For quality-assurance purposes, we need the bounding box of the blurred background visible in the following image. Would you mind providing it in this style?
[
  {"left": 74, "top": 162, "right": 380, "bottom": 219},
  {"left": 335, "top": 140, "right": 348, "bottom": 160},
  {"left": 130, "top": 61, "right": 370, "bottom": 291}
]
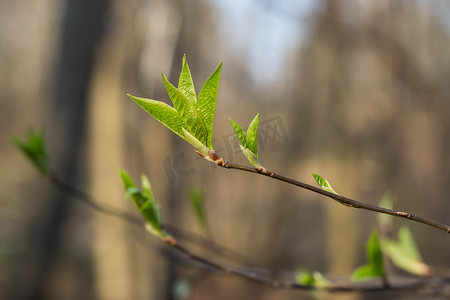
[{"left": 1, "top": 0, "right": 450, "bottom": 299}]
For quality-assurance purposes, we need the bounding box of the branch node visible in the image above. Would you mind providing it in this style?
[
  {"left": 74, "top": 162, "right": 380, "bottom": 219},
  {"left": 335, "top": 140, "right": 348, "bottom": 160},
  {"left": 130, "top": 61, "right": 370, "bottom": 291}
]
[
  {"left": 256, "top": 166, "right": 274, "bottom": 177},
  {"left": 208, "top": 150, "right": 229, "bottom": 168},
  {"left": 398, "top": 212, "right": 412, "bottom": 219}
]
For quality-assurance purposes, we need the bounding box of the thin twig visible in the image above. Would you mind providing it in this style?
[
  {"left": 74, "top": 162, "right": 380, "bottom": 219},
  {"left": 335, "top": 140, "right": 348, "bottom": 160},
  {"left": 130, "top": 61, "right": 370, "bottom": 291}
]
[{"left": 213, "top": 161, "right": 450, "bottom": 234}]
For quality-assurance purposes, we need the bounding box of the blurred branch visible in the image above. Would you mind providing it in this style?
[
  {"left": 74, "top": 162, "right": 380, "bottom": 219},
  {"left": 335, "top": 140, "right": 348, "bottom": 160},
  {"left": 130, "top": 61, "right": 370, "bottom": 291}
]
[{"left": 42, "top": 171, "right": 449, "bottom": 293}]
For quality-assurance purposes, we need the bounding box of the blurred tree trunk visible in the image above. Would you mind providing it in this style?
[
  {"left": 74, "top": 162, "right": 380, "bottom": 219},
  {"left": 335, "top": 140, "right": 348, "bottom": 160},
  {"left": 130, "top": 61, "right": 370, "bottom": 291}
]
[
  {"left": 6, "top": 0, "right": 109, "bottom": 299},
  {"left": 87, "top": 0, "right": 132, "bottom": 298}
]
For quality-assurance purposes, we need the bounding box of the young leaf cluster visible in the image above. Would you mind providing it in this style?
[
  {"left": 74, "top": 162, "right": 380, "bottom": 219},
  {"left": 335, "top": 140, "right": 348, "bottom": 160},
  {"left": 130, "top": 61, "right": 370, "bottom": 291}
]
[
  {"left": 119, "top": 168, "right": 163, "bottom": 236},
  {"left": 128, "top": 56, "right": 267, "bottom": 169},
  {"left": 128, "top": 55, "right": 222, "bottom": 162}
]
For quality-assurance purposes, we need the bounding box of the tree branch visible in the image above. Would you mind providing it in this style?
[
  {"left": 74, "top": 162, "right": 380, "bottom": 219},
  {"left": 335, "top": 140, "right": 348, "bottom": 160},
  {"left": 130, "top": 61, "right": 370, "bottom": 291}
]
[{"left": 212, "top": 161, "right": 450, "bottom": 234}]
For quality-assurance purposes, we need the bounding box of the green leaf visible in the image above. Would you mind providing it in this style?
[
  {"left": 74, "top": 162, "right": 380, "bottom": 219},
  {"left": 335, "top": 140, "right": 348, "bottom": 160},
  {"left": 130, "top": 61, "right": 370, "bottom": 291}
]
[
  {"left": 139, "top": 198, "right": 162, "bottom": 233},
  {"left": 125, "top": 187, "right": 141, "bottom": 201},
  {"left": 141, "top": 174, "right": 154, "bottom": 203},
  {"left": 311, "top": 173, "right": 339, "bottom": 195},
  {"left": 11, "top": 127, "right": 50, "bottom": 175},
  {"left": 366, "top": 230, "right": 384, "bottom": 272},
  {"left": 128, "top": 95, "right": 186, "bottom": 141},
  {"left": 246, "top": 113, "right": 259, "bottom": 156},
  {"left": 229, "top": 119, "right": 247, "bottom": 147},
  {"left": 196, "top": 61, "right": 222, "bottom": 149},
  {"left": 119, "top": 168, "right": 134, "bottom": 191},
  {"left": 351, "top": 264, "right": 379, "bottom": 281},
  {"left": 189, "top": 188, "right": 208, "bottom": 233},
  {"left": 120, "top": 169, "right": 146, "bottom": 207},
  {"left": 162, "top": 74, "right": 208, "bottom": 145},
  {"left": 295, "top": 270, "right": 329, "bottom": 288},
  {"left": 351, "top": 230, "right": 385, "bottom": 281},
  {"left": 178, "top": 54, "right": 197, "bottom": 105},
  {"left": 381, "top": 226, "right": 429, "bottom": 275},
  {"left": 182, "top": 128, "right": 212, "bottom": 161},
  {"left": 119, "top": 168, "right": 163, "bottom": 235},
  {"left": 242, "top": 147, "right": 261, "bottom": 169},
  {"left": 397, "top": 227, "right": 421, "bottom": 261},
  {"left": 229, "top": 115, "right": 261, "bottom": 169}
]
